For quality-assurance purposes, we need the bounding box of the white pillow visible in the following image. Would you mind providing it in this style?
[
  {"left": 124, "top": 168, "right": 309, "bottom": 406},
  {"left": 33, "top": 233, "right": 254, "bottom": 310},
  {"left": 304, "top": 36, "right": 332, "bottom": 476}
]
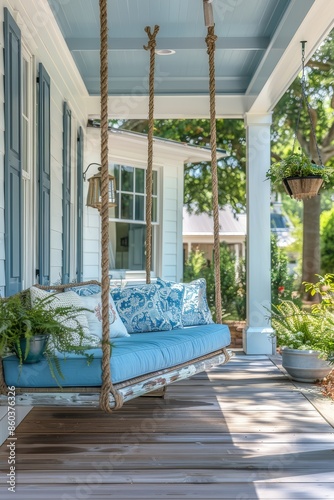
[
  {"left": 79, "top": 292, "right": 130, "bottom": 339},
  {"left": 29, "top": 286, "right": 100, "bottom": 348}
]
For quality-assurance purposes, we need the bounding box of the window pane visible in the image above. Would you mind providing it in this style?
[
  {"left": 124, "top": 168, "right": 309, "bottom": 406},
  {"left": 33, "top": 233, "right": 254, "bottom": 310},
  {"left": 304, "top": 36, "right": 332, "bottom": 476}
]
[
  {"left": 113, "top": 164, "right": 120, "bottom": 188},
  {"left": 121, "top": 194, "right": 133, "bottom": 219},
  {"left": 109, "top": 204, "right": 117, "bottom": 219},
  {"left": 135, "top": 168, "right": 145, "bottom": 193},
  {"left": 152, "top": 197, "right": 157, "bottom": 222},
  {"left": 152, "top": 170, "right": 157, "bottom": 195},
  {"left": 135, "top": 195, "right": 145, "bottom": 221},
  {"left": 109, "top": 222, "right": 153, "bottom": 271},
  {"left": 121, "top": 166, "right": 134, "bottom": 192}
]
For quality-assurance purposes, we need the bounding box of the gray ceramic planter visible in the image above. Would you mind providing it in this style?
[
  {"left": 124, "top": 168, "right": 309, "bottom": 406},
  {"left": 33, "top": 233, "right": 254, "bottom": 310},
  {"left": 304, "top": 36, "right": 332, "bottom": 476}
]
[
  {"left": 16, "top": 334, "right": 48, "bottom": 364},
  {"left": 282, "top": 348, "right": 332, "bottom": 383}
]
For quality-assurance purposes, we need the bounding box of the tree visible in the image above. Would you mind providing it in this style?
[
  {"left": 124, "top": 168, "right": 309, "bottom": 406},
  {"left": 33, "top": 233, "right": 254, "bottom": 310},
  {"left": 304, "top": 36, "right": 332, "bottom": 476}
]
[{"left": 272, "top": 33, "right": 334, "bottom": 293}]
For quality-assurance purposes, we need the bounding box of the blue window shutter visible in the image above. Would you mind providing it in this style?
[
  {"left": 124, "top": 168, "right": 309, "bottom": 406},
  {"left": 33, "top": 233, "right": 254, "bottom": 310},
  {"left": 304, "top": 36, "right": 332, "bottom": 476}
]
[
  {"left": 62, "top": 102, "right": 71, "bottom": 284},
  {"left": 77, "top": 127, "right": 84, "bottom": 283},
  {"left": 38, "top": 63, "right": 51, "bottom": 285},
  {"left": 4, "top": 8, "right": 23, "bottom": 296}
]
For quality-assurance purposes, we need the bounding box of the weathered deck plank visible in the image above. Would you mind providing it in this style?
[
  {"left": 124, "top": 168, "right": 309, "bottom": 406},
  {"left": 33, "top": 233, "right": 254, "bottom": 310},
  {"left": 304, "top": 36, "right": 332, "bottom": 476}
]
[
  {"left": 0, "top": 354, "right": 333, "bottom": 500},
  {"left": 3, "top": 483, "right": 334, "bottom": 499}
]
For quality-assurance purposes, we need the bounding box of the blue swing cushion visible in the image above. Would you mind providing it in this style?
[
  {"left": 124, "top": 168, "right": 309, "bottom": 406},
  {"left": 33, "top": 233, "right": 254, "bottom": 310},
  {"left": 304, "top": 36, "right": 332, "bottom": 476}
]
[{"left": 2, "top": 279, "right": 231, "bottom": 389}]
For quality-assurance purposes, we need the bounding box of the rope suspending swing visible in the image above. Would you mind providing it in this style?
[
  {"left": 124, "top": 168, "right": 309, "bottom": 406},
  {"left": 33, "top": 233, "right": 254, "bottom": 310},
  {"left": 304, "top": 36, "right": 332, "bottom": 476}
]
[
  {"left": 205, "top": 25, "right": 222, "bottom": 324},
  {"left": 99, "top": 0, "right": 123, "bottom": 412},
  {"left": 143, "top": 23, "right": 223, "bottom": 321},
  {"left": 93, "top": 16, "right": 161, "bottom": 410},
  {"left": 144, "top": 25, "right": 160, "bottom": 284}
]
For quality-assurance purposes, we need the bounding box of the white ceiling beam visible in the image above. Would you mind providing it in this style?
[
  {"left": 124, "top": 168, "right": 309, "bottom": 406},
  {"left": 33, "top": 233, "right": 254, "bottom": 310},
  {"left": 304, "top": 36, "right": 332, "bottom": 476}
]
[
  {"left": 84, "top": 76, "right": 249, "bottom": 83},
  {"left": 85, "top": 95, "right": 257, "bottom": 119}
]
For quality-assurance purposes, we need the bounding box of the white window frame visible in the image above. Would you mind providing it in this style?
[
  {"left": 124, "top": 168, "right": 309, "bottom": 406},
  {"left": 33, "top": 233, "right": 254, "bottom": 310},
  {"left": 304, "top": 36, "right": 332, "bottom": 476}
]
[{"left": 109, "top": 162, "right": 160, "bottom": 279}]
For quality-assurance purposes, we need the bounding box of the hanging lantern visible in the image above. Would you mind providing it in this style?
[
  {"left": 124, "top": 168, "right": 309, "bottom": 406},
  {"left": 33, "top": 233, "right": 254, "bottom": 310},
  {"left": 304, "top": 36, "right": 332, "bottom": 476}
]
[{"left": 84, "top": 163, "right": 117, "bottom": 211}]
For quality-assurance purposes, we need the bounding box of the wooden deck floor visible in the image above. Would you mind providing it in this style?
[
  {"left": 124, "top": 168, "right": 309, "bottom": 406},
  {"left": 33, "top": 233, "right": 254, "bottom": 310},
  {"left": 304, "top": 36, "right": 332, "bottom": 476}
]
[{"left": 1, "top": 354, "right": 334, "bottom": 499}]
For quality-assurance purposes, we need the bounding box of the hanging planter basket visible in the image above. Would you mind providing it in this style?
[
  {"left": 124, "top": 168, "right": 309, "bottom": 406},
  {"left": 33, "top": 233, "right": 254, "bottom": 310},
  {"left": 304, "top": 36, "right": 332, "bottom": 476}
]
[
  {"left": 267, "top": 41, "right": 331, "bottom": 201},
  {"left": 283, "top": 175, "right": 323, "bottom": 200}
]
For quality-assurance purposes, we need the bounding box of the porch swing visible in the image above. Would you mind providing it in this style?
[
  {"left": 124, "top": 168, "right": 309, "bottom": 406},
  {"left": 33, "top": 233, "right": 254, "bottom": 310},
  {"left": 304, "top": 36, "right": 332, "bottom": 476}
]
[{"left": 0, "top": 0, "right": 231, "bottom": 412}]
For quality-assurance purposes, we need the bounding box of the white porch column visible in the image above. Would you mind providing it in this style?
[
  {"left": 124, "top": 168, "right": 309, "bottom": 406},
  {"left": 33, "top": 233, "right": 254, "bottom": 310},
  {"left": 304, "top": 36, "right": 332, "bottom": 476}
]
[{"left": 243, "top": 113, "right": 274, "bottom": 354}]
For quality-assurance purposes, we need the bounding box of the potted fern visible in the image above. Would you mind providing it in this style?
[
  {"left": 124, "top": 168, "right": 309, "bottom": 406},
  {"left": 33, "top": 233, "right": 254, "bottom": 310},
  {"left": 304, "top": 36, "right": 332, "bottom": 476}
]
[
  {"left": 269, "top": 274, "right": 334, "bottom": 382},
  {"left": 266, "top": 152, "right": 333, "bottom": 200},
  {"left": 0, "top": 289, "right": 99, "bottom": 385}
]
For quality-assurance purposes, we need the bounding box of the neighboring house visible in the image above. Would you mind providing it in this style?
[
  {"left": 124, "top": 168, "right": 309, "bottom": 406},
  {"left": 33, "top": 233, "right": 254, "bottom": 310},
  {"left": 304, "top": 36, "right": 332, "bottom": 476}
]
[
  {"left": 182, "top": 206, "right": 246, "bottom": 268},
  {"left": 183, "top": 208, "right": 294, "bottom": 272},
  {"left": 85, "top": 127, "right": 219, "bottom": 284},
  {"left": 271, "top": 211, "right": 295, "bottom": 248}
]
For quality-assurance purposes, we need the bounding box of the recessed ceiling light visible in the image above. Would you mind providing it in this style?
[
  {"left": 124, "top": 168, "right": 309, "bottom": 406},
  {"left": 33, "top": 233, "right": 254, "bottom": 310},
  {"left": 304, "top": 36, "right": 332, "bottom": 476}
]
[{"left": 155, "top": 49, "right": 176, "bottom": 56}]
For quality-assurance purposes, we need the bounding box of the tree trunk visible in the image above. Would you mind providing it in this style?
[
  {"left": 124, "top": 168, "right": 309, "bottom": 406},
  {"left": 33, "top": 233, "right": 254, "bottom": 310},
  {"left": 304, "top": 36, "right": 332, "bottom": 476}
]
[{"left": 302, "top": 196, "right": 321, "bottom": 300}]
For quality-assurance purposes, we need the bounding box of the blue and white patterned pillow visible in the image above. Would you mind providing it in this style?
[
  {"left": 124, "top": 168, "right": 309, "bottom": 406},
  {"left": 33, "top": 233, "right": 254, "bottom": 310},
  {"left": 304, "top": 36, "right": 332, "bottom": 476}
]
[
  {"left": 111, "top": 284, "right": 172, "bottom": 333},
  {"left": 68, "top": 284, "right": 101, "bottom": 296},
  {"left": 181, "top": 278, "right": 213, "bottom": 327},
  {"left": 156, "top": 278, "right": 184, "bottom": 329}
]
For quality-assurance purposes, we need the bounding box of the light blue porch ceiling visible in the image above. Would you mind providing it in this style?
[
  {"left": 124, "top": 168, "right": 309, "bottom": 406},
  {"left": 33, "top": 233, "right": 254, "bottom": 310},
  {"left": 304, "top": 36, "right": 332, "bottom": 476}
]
[{"left": 48, "top": 0, "right": 313, "bottom": 97}]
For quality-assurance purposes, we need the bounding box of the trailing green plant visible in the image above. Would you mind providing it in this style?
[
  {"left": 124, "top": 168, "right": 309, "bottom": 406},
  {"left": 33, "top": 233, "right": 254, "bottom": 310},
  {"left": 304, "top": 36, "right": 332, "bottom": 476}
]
[
  {"left": 266, "top": 152, "right": 333, "bottom": 190},
  {"left": 0, "top": 290, "right": 102, "bottom": 385}
]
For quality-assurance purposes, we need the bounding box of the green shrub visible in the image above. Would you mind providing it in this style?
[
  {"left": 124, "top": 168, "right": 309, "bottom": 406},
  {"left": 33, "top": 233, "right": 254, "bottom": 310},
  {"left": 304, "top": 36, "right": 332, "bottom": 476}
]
[
  {"left": 183, "top": 245, "right": 241, "bottom": 321},
  {"left": 183, "top": 249, "right": 207, "bottom": 282},
  {"left": 183, "top": 235, "right": 296, "bottom": 321},
  {"left": 205, "top": 244, "right": 240, "bottom": 320},
  {"left": 271, "top": 234, "right": 295, "bottom": 305}
]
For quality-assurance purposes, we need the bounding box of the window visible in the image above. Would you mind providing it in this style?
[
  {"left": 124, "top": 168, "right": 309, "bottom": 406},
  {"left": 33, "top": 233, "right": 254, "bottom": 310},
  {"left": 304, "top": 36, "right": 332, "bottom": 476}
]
[{"left": 109, "top": 164, "right": 158, "bottom": 273}]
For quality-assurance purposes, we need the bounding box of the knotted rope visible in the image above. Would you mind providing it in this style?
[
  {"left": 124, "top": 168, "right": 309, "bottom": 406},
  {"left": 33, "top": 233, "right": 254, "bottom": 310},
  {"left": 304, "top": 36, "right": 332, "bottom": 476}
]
[
  {"left": 205, "top": 26, "right": 222, "bottom": 324},
  {"left": 99, "top": 0, "right": 123, "bottom": 412},
  {"left": 144, "top": 25, "right": 160, "bottom": 284}
]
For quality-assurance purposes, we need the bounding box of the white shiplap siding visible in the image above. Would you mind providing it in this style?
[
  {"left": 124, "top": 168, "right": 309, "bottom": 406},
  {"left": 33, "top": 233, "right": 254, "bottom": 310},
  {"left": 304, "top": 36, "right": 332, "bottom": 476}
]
[
  {"left": 160, "top": 162, "right": 184, "bottom": 281},
  {"left": 83, "top": 209, "right": 101, "bottom": 281}
]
